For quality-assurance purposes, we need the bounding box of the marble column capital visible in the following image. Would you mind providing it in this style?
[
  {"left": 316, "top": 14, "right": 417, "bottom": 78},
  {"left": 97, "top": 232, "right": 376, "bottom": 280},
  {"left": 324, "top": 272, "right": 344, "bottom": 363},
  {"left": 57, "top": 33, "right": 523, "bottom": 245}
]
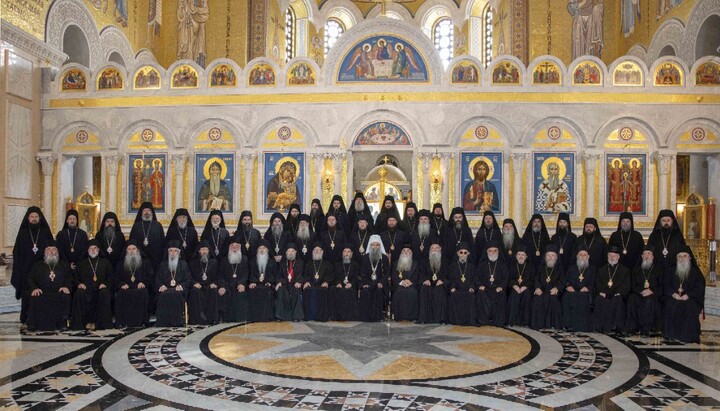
[
  {"left": 36, "top": 152, "right": 57, "bottom": 176},
  {"left": 102, "top": 153, "right": 122, "bottom": 176},
  {"left": 509, "top": 152, "right": 530, "bottom": 173},
  {"left": 172, "top": 154, "right": 188, "bottom": 174},
  {"left": 419, "top": 153, "right": 435, "bottom": 173},
  {"left": 654, "top": 152, "right": 675, "bottom": 175},
  {"left": 241, "top": 153, "right": 257, "bottom": 171},
  {"left": 582, "top": 151, "right": 603, "bottom": 171}
]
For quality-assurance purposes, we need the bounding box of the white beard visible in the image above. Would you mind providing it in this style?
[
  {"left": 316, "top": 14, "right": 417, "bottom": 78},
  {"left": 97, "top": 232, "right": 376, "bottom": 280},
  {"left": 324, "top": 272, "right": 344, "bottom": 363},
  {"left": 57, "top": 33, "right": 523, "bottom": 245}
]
[
  {"left": 271, "top": 225, "right": 283, "bottom": 237},
  {"left": 256, "top": 252, "right": 268, "bottom": 273},
  {"left": 142, "top": 214, "right": 152, "bottom": 222},
  {"left": 168, "top": 256, "right": 179, "bottom": 273},
  {"left": 88, "top": 250, "right": 99, "bottom": 259},
  {"left": 178, "top": 221, "right": 187, "bottom": 229},
  {"left": 546, "top": 260, "right": 556, "bottom": 269},
  {"left": 211, "top": 222, "right": 220, "bottom": 229},
  {"left": 532, "top": 226, "right": 541, "bottom": 234},
  {"left": 228, "top": 250, "right": 243, "bottom": 265},
  {"left": 396, "top": 254, "right": 412, "bottom": 272},
  {"left": 641, "top": 259, "right": 653, "bottom": 270},
  {"left": 488, "top": 254, "right": 498, "bottom": 262},
  {"left": 369, "top": 248, "right": 382, "bottom": 263},
  {"left": 429, "top": 251, "right": 442, "bottom": 272},
  {"left": 547, "top": 175, "right": 560, "bottom": 191},
  {"left": 676, "top": 260, "right": 691, "bottom": 281},
  {"left": 296, "top": 226, "right": 311, "bottom": 241},
  {"left": 342, "top": 256, "right": 352, "bottom": 264},
  {"left": 124, "top": 253, "right": 141, "bottom": 271},
  {"left": 355, "top": 202, "right": 364, "bottom": 212},
  {"left": 503, "top": 231, "right": 515, "bottom": 248},
  {"left": 313, "top": 252, "right": 324, "bottom": 261},
  {"left": 577, "top": 258, "right": 589, "bottom": 271},
  {"left": 417, "top": 222, "right": 430, "bottom": 238},
  {"left": 44, "top": 254, "right": 59, "bottom": 266}
]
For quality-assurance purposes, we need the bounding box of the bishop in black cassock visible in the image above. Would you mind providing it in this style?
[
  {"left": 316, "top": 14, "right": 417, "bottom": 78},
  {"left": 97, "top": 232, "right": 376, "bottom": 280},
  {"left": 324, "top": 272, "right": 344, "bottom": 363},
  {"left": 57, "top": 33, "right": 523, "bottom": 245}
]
[
  {"left": 626, "top": 246, "right": 663, "bottom": 335},
  {"left": 129, "top": 203, "right": 165, "bottom": 273},
  {"left": 609, "top": 212, "right": 645, "bottom": 270},
  {"left": 391, "top": 243, "right": 420, "bottom": 322},
  {"left": 594, "top": 246, "right": 631, "bottom": 333},
  {"left": 531, "top": 244, "right": 564, "bottom": 330},
  {"left": 188, "top": 240, "right": 223, "bottom": 325},
  {"left": 71, "top": 239, "right": 113, "bottom": 330},
  {"left": 476, "top": 241, "right": 508, "bottom": 326},
  {"left": 550, "top": 212, "right": 577, "bottom": 270},
  {"left": 165, "top": 209, "right": 199, "bottom": 262},
  {"left": 448, "top": 242, "right": 477, "bottom": 325},
  {"left": 507, "top": 245, "right": 535, "bottom": 327},
  {"left": 275, "top": 242, "right": 305, "bottom": 321},
  {"left": 234, "top": 211, "right": 262, "bottom": 258},
  {"left": 358, "top": 235, "right": 390, "bottom": 322},
  {"left": 200, "top": 210, "right": 230, "bottom": 259},
  {"left": 95, "top": 212, "right": 126, "bottom": 270},
  {"left": 474, "top": 211, "right": 501, "bottom": 265},
  {"left": 522, "top": 214, "right": 550, "bottom": 270},
  {"left": 220, "top": 237, "right": 250, "bottom": 322},
  {"left": 155, "top": 241, "right": 192, "bottom": 327},
  {"left": 562, "top": 245, "right": 596, "bottom": 332},
  {"left": 573, "top": 218, "right": 608, "bottom": 269},
  {"left": 114, "top": 240, "right": 152, "bottom": 327},
  {"left": 663, "top": 246, "right": 705, "bottom": 343},
  {"left": 418, "top": 239, "right": 448, "bottom": 324},
  {"left": 26, "top": 241, "right": 71, "bottom": 332},
  {"left": 248, "top": 240, "right": 278, "bottom": 322},
  {"left": 331, "top": 243, "right": 360, "bottom": 321},
  {"left": 56, "top": 209, "right": 88, "bottom": 277}
]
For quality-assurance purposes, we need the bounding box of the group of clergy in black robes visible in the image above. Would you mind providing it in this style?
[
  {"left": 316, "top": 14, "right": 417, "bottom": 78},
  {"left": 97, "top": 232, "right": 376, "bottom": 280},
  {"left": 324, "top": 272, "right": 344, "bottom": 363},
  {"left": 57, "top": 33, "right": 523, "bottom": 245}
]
[{"left": 9, "top": 194, "right": 704, "bottom": 343}]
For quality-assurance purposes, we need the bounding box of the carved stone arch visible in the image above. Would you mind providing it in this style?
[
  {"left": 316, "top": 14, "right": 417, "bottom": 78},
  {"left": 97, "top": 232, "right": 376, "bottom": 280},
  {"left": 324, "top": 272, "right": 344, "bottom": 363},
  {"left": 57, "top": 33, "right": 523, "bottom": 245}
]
[
  {"left": 459, "top": 0, "right": 498, "bottom": 19},
  {"left": 522, "top": 117, "right": 588, "bottom": 148},
  {"left": 118, "top": 120, "right": 179, "bottom": 153},
  {"left": 366, "top": 4, "right": 414, "bottom": 20},
  {"left": 525, "top": 55, "right": 568, "bottom": 85},
  {"left": 679, "top": 0, "right": 720, "bottom": 66},
  {"left": 167, "top": 59, "right": 206, "bottom": 90},
  {"left": 567, "top": 55, "right": 608, "bottom": 87},
  {"left": 649, "top": 56, "right": 690, "bottom": 87},
  {"left": 276, "top": 0, "right": 319, "bottom": 26},
  {"left": 128, "top": 61, "right": 168, "bottom": 90},
  {"left": 99, "top": 26, "right": 135, "bottom": 67},
  {"left": 205, "top": 58, "right": 244, "bottom": 89},
  {"left": 246, "top": 57, "right": 284, "bottom": 86},
  {"left": 92, "top": 62, "right": 128, "bottom": 92},
  {"left": 50, "top": 121, "right": 108, "bottom": 154},
  {"left": 444, "top": 55, "right": 483, "bottom": 86},
  {"left": 627, "top": 44, "right": 648, "bottom": 61},
  {"left": 415, "top": 0, "right": 462, "bottom": 33},
  {"left": 183, "top": 118, "right": 247, "bottom": 148},
  {"left": 135, "top": 49, "right": 158, "bottom": 64},
  {"left": 690, "top": 56, "right": 720, "bottom": 85},
  {"left": 666, "top": 118, "right": 720, "bottom": 149},
  {"left": 283, "top": 56, "right": 323, "bottom": 86},
  {"left": 449, "top": 115, "right": 516, "bottom": 147},
  {"left": 484, "top": 54, "right": 527, "bottom": 85},
  {"left": 342, "top": 109, "right": 425, "bottom": 149},
  {"left": 318, "top": 0, "right": 363, "bottom": 28},
  {"left": 592, "top": 116, "right": 661, "bottom": 150},
  {"left": 322, "top": 18, "right": 444, "bottom": 85},
  {"left": 251, "top": 117, "right": 318, "bottom": 148},
  {"left": 607, "top": 55, "right": 649, "bottom": 87},
  {"left": 646, "top": 18, "right": 686, "bottom": 67},
  {"left": 46, "top": 0, "right": 104, "bottom": 70}
]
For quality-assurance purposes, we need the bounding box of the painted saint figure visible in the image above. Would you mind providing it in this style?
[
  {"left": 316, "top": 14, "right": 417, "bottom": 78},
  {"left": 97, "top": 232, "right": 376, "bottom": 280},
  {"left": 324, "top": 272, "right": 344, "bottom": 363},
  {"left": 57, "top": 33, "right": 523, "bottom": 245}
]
[
  {"left": 198, "top": 161, "right": 232, "bottom": 211},
  {"left": 150, "top": 159, "right": 164, "bottom": 210},
  {"left": 266, "top": 161, "right": 300, "bottom": 212},
  {"left": 177, "top": 0, "right": 209, "bottom": 68},
  {"left": 462, "top": 160, "right": 499, "bottom": 213},
  {"left": 535, "top": 161, "right": 571, "bottom": 213}
]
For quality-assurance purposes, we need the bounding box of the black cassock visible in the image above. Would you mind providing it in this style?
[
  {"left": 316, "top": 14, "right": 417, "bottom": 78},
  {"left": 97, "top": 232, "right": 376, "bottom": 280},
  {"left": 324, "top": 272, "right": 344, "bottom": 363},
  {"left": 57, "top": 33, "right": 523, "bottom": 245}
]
[
  {"left": 663, "top": 266, "right": 705, "bottom": 343},
  {"left": 531, "top": 264, "right": 564, "bottom": 330},
  {"left": 350, "top": 230, "right": 372, "bottom": 264},
  {"left": 56, "top": 227, "right": 88, "bottom": 275},
  {"left": 219, "top": 258, "right": 250, "bottom": 322},
  {"left": 410, "top": 232, "right": 436, "bottom": 262},
  {"left": 648, "top": 228, "right": 686, "bottom": 270},
  {"left": 234, "top": 226, "right": 262, "bottom": 259},
  {"left": 155, "top": 260, "right": 192, "bottom": 327},
  {"left": 331, "top": 261, "right": 359, "bottom": 321},
  {"left": 593, "top": 263, "right": 631, "bottom": 332},
  {"left": 12, "top": 224, "right": 53, "bottom": 323},
  {"left": 188, "top": 258, "right": 222, "bottom": 325},
  {"left": 166, "top": 226, "right": 199, "bottom": 262},
  {"left": 626, "top": 264, "right": 663, "bottom": 334},
  {"left": 477, "top": 259, "right": 508, "bottom": 326},
  {"left": 443, "top": 227, "right": 474, "bottom": 265},
  {"left": 129, "top": 220, "right": 165, "bottom": 271},
  {"left": 358, "top": 255, "right": 390, "bottom": 322},
  {"left": 522, "top": 232, "right": 550, "bottom": 270},
  {"left": 474, "top": 226, "right": 501, "bottom": 265},
  {"left": 418, "top": 261, "right": 448, "bottom": 324},
  {"left": 562, "top": 264, "right": 596, "bottom": 332},
  {"left": 26, "top": 261, "right": 71, "bottom": 331},
  {"left": 71, "top": 257, "right": 113, "bottom": 330},
  {"left": 302, "top": 259, "right": 334, "bottom": 321},
  {"left": 448, "top": 261, "right": 477, "bottom": 325},
  {"left": 609, "top": 230, "right": 645, "bottom": 271},
  {"left": 550, "top": 232, "right": 577, "bottom": 271},
  {"left": 573, "top": 234, "right": 608, "bottom": 269},
  {"left": 320, "top": 229, "right": 345, "bottom": 263},
  {"left": 295, "top": 232, "right": 318, "bottom": 263},
  {"left": 507, "top": 261, "right": 535, "bottom": 327},
  {"left": 95, "top": 223, "right": 126, "bottom": 270},
  {"left": 115, "top": 259, "right": 152, "bottom": 327},
  {"left": 264, "top": 229, "right": 293, "bottom": 261},
  {"left": 391, "top": 261, "right": 420, "bottom": 321},
  {"left": 381, "top": 229, "right": 407, "bottom": 265},
  {"left": 201, "top": 227, "right": 230, "bottom": 259},
  {"left": 248, "top": 259, "right": 278, "bottom": 322},
  {"left": 275, "top": 258, "right": 304, "bottom": 321}
]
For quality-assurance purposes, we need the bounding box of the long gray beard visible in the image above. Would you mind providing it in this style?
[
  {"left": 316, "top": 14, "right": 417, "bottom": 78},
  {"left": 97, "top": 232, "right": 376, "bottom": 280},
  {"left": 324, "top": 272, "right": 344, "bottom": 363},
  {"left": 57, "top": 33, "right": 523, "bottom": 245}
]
[
  {"left": 313, "top": 252, "right": 324, "bottom": 261},
  {"left": 200, "top": 254, "right": 209, "bottom": 264},
  {"left": 676, "top": 260, "right": 691, "bottom": 281},
  {"left": 124, "top": 253, "right": 141, "bottom": 271},
  {"left": 369, "top": 248, "right": 382, "bottom": 263},
  {"left": 342, "top": 256, "right": 352, "bottom": 264},
  {"left": 44, "top": 255, "right": 59, "bottom": 266},
  {"left": 622, "top": 226, "right": 631, "bottom": 233},
  {"left": 547, "top": 175, "right": 560, "bottom": 191},
  {"left": 532, "top": 226, "right": 541, "bottom": 234},
  {"left": 546, "top": 260, "right": 556, "bottom": 269},
  {"left": 210, "top": 175, "right": 221, "bottom": 196},
  {"left": 641, "top": 259, "right": 653, "bottom": 270},
  {"left": 503, "top": 231, "right": 515, "bottom": 248},
  {"left": 228, "top": 250, "right": 243, "bottom": 265},
  {"left": 488, "top": 254, "right": 498, "bottom": 262},
  {"left": 577, "top": 258, "right": 589, "bottom": 271},
  {"left": 429, "top": 252, "right": 442, "bottom": 272},
  {"left": 104, "top": 226, "right": 115, "bottom": 242},
  {"left": 396, "top": 254, "right": 412, "bottom": 272},
  {"left": 310, "top": 209, "right": 319, "bottom": 219},
  {"left": 256, "top": 253, "right": 268, "bottom": 273},
  {"left": 296, "top": 226, "right": 311, "bottom": 241},
  {"left": 168, "top": 257, "right": 179, "bottom": 273},
  {"left": 88, "top": 250, "right": 99, "bottom": 259},
  {"left": 355, "top": 203, "right": 364, "bottom": 213},
  {"left": 271, "top": 225, "right": 283, "bottom": 237},
  {"left": 178, "top": 221, "right": 187, "bottom": 229},
  {"left": 417, "top": 222, "right": 430, "bottom": 238}
]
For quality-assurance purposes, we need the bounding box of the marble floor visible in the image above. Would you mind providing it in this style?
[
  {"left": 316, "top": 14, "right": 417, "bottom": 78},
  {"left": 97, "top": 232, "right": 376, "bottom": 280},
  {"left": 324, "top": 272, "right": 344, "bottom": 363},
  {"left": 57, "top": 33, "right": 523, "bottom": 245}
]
[{"left": 0, "top": 313, "right": 719, "bottom": 410}]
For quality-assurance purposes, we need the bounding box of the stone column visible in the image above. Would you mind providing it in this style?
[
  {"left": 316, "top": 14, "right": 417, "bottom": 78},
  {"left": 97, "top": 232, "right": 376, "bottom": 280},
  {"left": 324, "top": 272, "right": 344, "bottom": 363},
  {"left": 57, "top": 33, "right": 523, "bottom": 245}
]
[
  {"left": 331, "top": 153, "right": 345, "bottom": 197},
  {"left": 440, "top": 153, "right": 452, "bottom": 207},
  {"left": 656, "top": 153, "right": 674, "bottom": 210},
  {"left": 582, "top": 151, "right": 601, "bottom": 217},
  {"left": 172, "top": 154, "right": 188, "bottom": 211},
  {"left": 510, "top": 152, "right": 529, "bottom": 225},
  {"left": 36, "top": 153, "right": 56, "bottom": 217},
  {"left": 421, "top": 153, "right": 433, "bottom": 209},
  {"left": 103, "top": 154, "right": 121, "bottom": 212},
  {"left": 242, "top": 153, "right": 257, "bottom": 212},
  {"left": 708, "top": 155, "right": 720, "bottom": 239}
]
